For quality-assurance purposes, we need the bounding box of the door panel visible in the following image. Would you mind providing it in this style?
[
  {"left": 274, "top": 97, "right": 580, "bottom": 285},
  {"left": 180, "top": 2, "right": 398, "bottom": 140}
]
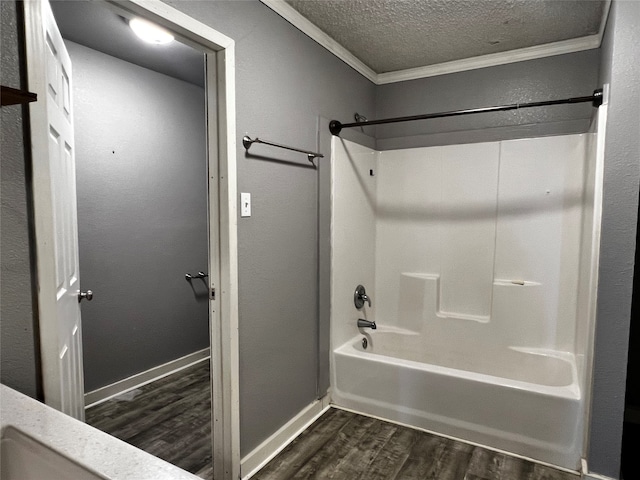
[{"left": 26, "top": 0, "right": 85, "bottom": 420}]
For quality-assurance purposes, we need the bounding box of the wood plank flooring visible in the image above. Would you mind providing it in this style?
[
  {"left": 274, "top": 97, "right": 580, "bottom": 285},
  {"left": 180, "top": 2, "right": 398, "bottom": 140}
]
[
  {"left": 85, "top": 360, "right": 213, "bottom": 479},
  {"left": 86, "top": 362, "right": 578, "bottom": 480},
  {"left": 253, "top": 408, "right": 579, "bottom": 480}
]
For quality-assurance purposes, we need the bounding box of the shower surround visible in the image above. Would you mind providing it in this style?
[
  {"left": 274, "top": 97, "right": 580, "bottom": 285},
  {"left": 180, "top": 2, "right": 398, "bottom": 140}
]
[{"left": 330, "top": 132, "right": 601, "bottom": 470}]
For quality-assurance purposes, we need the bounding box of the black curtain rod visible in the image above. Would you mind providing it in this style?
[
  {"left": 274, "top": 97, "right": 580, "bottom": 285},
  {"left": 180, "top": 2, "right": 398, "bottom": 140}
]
[{"left": 329, "top": 88, "right": 603, "bottom": 136}]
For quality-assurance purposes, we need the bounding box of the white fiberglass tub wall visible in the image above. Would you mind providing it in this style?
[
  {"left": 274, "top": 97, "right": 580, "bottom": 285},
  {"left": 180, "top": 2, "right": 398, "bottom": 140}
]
[{"left": 330, "top": 134, "right": 598, "bottom": 470}]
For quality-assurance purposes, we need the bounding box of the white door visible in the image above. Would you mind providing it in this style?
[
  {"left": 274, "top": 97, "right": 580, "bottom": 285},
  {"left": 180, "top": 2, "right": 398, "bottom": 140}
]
[{"left": 24, "top": 0, "right": 85, "bottom": 420}]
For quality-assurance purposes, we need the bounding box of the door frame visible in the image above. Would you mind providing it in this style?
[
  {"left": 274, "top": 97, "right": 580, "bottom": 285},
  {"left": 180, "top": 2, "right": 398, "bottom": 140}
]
[{"left": 25, "top": 1, "right": 240, "bottom": 478}]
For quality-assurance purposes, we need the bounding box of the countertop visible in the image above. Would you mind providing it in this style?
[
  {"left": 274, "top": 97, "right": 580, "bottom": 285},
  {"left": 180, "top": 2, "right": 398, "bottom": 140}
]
[{"left": 0, "top": 384, "right": 202, "bottom": 480}]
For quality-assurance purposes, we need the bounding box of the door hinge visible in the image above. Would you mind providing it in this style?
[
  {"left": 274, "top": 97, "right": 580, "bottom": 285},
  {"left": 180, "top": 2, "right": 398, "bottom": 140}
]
[{"left": 210, "top": 287, "right": 216, "bottom": 300}]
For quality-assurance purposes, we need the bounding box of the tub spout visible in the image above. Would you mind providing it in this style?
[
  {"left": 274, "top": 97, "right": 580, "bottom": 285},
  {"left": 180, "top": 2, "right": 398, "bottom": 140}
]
[{"left": 357, "top": 319, "right": 376, "bottom": 330}]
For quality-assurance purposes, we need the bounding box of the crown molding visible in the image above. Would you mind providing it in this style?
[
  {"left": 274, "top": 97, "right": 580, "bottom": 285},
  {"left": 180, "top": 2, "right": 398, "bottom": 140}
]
[
  {"left": 260, "top": 0, "right": 610, "bottom": 86},
  {"left": 377, "top": 35, "right": 601, "bottom": 84},
  {"left": 259, "top": 0, "right": 377, "bottom": 83}
]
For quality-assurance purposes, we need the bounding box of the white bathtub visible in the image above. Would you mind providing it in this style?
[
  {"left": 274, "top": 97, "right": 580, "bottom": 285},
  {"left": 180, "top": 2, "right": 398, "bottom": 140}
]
[{"left": 331, "top": 331, "right": 583, "bottom": 470}]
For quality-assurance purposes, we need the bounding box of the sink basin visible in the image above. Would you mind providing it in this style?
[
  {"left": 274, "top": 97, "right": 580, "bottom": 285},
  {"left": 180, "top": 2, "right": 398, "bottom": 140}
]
[{"left": 1, "top": 426, "right": 107, "bottom": 480}]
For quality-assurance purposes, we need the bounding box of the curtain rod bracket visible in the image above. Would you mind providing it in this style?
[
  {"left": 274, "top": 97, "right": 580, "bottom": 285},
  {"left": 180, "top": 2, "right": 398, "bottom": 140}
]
[{"left": 592, "top": 88, "right": 603, "bottom": 107}]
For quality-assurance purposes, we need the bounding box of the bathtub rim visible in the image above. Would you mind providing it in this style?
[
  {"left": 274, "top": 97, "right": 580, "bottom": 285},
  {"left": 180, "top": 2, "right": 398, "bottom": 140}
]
[{"left": 335, "top": 335, "right": 581, "bottom": 400}]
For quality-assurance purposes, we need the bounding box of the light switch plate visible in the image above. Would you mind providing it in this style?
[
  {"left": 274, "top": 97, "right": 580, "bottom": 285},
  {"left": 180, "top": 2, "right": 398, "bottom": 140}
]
[{"left": 241, "top": 192, "right": 251, "bottom": 217}]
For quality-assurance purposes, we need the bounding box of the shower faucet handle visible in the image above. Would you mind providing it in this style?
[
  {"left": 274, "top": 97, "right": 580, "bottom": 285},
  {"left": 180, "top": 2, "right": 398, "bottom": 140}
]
[
  {"left": 361, "top": 293, "right": 371, "bottom": 307},
  {"left": 354, "top": 285, "right": 371, "bottom": 309}
]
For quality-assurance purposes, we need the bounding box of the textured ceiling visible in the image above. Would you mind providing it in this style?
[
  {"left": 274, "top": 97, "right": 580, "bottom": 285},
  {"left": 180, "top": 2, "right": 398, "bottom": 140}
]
[
  {"left": 50, "top": 1, "right": 205, "bottom": 87},
  {"left": 48, "top": 0, "right": 606, "bottom": 85},
  {"left": 284, "top": 0, "right": 607, "bottom": 73}
]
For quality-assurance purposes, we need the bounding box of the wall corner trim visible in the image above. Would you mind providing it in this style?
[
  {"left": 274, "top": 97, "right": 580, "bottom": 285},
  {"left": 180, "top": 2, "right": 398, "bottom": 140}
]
[{"left": 260, "top": 0, "right": 608, "bottom": 85}]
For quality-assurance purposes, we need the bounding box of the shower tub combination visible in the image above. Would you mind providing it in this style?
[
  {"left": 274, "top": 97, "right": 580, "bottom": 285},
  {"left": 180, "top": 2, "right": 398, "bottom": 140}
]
[
  {"left": 330, "top": 130, "right": 603, "bottom": 471},
  {"left": 332, "top": 331, "right": 582, "bottom": 469}
]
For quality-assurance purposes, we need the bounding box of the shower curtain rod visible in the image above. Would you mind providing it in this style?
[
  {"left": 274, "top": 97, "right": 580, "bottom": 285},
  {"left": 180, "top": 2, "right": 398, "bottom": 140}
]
[{"left": 329, "top": 88, "right": 603, "bottom": 136}]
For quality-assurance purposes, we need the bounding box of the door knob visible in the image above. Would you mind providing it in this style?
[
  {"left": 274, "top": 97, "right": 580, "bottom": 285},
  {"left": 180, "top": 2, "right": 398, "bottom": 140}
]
[{"left": 78, "top": 290, "right": 93, "bottom": 303}]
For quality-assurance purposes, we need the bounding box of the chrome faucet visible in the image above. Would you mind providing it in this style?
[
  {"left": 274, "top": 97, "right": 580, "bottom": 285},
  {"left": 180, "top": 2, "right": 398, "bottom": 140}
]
[
  {"left": 357, "top": 319, "right": 376, "bottom": 330},
  {"left": 354, "top": 285, "right": 372, "bottom": 309}
]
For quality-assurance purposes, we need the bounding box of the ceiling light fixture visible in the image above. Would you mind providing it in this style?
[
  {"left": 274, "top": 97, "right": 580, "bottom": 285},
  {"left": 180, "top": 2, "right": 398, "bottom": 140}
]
[{"left": 129, "top": 17, "right": 174, "bottom": 45}]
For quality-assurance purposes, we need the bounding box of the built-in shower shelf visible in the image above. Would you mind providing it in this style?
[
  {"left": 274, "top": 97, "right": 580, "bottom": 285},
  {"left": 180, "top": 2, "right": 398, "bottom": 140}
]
[{"left": 1, "top": 86, "right": 37, "bottom": 106}]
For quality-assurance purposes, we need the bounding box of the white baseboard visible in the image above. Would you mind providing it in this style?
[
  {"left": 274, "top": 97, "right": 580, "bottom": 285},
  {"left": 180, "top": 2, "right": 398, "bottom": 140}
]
[
  {"left": 84, "top": 348, "right": 210, "bottom": 408},
  {"left": 241, "top": 396, "right": 331, "bottom": 480}
]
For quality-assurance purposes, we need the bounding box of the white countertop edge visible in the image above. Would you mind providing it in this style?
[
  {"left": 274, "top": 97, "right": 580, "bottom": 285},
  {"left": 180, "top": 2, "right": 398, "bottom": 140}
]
[{"left": 1, "top": 384, "right": 202, "bottom": 480}]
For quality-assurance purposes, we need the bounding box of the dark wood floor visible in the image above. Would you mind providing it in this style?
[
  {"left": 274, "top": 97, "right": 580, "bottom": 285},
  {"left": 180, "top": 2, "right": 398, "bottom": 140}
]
[
  {"left": 85, "top": 360, "right": 213, "bottom": 479},
  {"left": 254, "top": 408, "right": 578, "bottom": 480},
  {"left": 86, "top": 362, "right": 578, "bottom": 480}
]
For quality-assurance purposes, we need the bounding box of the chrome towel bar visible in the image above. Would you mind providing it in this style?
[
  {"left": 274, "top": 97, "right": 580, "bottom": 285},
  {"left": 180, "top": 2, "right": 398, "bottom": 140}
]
[{"left": 242, "top": 135, "right": 323, "bottom": 162}]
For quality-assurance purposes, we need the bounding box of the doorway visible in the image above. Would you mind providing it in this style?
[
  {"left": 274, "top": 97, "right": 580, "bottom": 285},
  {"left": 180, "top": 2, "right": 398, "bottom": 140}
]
[
  {"left": 24, "top": 0, "right": 239, "bottom": 478},
  {"left": 49, "top": 1, "right": 211, "bottom": 476},
  {"left": 50, "top": 0, "right": 209, "bottom": 403}
]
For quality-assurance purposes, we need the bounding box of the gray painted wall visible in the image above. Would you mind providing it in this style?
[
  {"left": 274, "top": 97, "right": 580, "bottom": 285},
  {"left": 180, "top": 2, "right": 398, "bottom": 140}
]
[
  {"left": 66, "top": 41, "right": 209, "bottom": 392},
  {"left": 0, "top": 0, "right": 376, "bottom": 457},
  {"left": 6, "top": 1, "right": 635, "bottom": 473},
  {"left": 374, "top": 50, "right": 600, "bottom": 150},
  {"left": 0, "top": 0, "right": 40, "bottom": 399},
  {"left": 588, "top": 1, "right": 640, "bottom": 477},
  {"left": 163, "top": 0, "right": 377, "bottom": 456}
]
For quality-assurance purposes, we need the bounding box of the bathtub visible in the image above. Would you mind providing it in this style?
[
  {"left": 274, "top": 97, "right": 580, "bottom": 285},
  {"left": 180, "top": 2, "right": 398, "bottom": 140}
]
[{"left": 331, "top": 331, "right": 583, "bottom": 470}]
